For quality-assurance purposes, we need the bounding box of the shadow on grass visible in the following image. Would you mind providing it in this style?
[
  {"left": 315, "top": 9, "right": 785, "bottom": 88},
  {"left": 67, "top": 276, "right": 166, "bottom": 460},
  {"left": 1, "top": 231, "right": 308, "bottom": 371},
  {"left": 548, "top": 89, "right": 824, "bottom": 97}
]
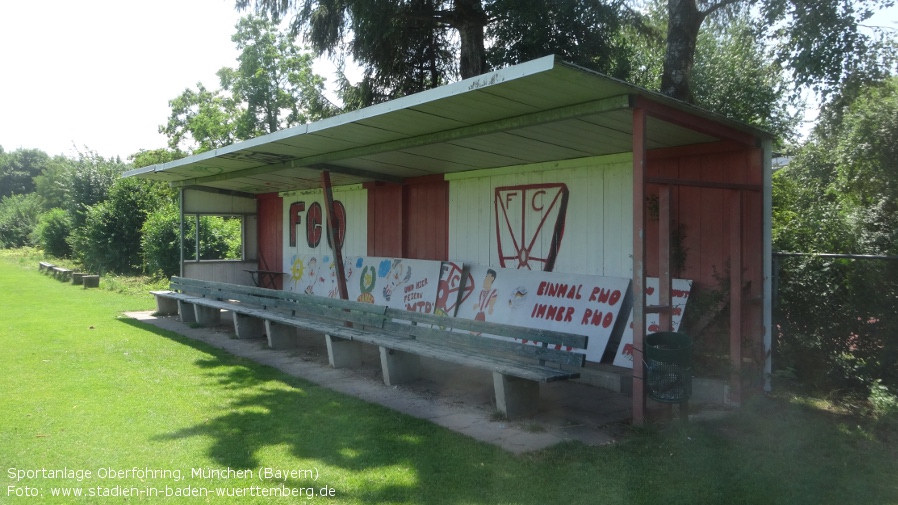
[
  {"left": 117, "top": 317, "right": 529, "bottom": 504},
  {"left": 116, "top": 317, "right": 898, "bottom": 505}
]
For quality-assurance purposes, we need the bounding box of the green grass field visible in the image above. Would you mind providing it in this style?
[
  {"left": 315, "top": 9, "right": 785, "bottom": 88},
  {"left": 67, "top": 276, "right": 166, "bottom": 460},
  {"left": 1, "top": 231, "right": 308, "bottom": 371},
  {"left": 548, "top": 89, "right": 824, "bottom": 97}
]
[{"left": 1, "top": 256, "right": 896, "bottom": 504}]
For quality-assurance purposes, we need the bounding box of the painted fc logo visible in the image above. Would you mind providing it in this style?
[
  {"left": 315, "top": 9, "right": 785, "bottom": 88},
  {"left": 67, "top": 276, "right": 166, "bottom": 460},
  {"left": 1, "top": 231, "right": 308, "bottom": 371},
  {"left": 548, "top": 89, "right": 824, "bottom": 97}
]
[{"left": 494, "top": 183, "right": 569, "bottom": 272}]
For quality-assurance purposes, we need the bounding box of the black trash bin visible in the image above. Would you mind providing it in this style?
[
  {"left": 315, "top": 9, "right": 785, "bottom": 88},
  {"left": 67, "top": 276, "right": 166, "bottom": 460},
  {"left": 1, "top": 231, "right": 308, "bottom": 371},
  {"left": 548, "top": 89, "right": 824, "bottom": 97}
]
[{"left": 644, "top": 331, "right": 692, "bottom": 403}]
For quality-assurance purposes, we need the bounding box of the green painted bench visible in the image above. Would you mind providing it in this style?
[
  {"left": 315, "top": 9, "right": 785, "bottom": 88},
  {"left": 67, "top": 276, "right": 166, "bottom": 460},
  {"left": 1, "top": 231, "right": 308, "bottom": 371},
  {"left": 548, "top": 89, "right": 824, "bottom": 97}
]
[{"left": 152, "top": 276, "right": 588, "bottom": 418}]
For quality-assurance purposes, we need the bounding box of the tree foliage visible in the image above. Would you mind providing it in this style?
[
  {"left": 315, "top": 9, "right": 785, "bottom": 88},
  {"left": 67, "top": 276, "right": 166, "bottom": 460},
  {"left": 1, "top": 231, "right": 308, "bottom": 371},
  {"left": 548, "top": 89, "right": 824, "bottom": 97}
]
[
  {"left": 620, "top": 2, "right": 799, "bottom": 142},
  {"left": 238, "top": 0, "right": 644, "bottom": 107},
  {"left": 691, "top": 12, "right": 800, "bottom": 142},
  {"left": 773, "top": 77, "right": 898, "bottom": 398},
  {"left": 0, "top": 193, "right": 42, "bottom": 248},
  {"left": 659, "top": 0, "right": 897, "bottom": 102},
  {"left": 35, "top": 208, "right": 72, "bottom": 258},
  {"left": 160, "top": 83, "right": 239, "bottom": 153},
  {"left": 69, "top": 177, "right": 174, "bottom": 274},
  {"left": 63, "top": 149, "right": 127, "bottom": 230},
  {"left": 162, "top": 16, "right": 334, "bottom": 153},
  {"left": 0, "top": 148, "right": 50, "bottom": 199},
  {"left": 486, "top": 0, "right": 636, "bottom": 78}
]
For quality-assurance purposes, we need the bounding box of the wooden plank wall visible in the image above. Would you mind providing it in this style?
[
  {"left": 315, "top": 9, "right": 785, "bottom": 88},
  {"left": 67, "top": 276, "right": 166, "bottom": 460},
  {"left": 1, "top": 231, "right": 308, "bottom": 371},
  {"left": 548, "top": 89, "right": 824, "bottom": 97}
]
[
  {"left": 447, "top": 155, "right": 634, "bottom": 276},
  {"left": 367, "top": 176, "right": 449, "bottom": 261},
  {"left": 645, "top": 141, "right": 765, "bottom": 361},
  {"left": 256, "top": 193, "right": 283, "bottom": 289},
  {"left": 280, "top": 186, "right": 369, "bottom": 279}
]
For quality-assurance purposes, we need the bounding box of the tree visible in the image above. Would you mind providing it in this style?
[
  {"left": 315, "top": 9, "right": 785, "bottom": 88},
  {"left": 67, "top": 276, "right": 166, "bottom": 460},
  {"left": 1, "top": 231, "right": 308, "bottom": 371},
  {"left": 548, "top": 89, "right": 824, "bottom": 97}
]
[
  {"left": 0, "top": 193, "right": 42, "bottom": 248},
  {"left": 33, "top": 155, "right": 76, "bottom": 211},
  {"left": 658, "top": 0, "right": 896, "bottom": 103},
  {"left": 240, "top": 0, "right": 487, "bottom": 84},
  {"left": 35, "top": 208, "right": 72, "bottom": 258},
  {"left": 617, "top": 2, "right": 798, "bottom": 142},
  {"left": 69, "top": 177, "right": 174, "bottom": 274},
  {"left": 128, "top": 148, "right": 188, "bottom": 169},
  {"left": 162, "top": 16, "right": 334, "bottom": 153},
  {"left": 0, "top": 148, "right": 50, "bottom": 199},
  {"left": 63, "top": 149, "right": 126, "bottom": 230},
  {"left": 772, "top": 77, "right": 898, "bottom": 396},
  {"left": 691, "top": 11, "right": 800, "bottom": 142},
  {"left": 486, "top": 0, "right": 636, "bottom": 78},
  {"left": 160, "top": 83, "right": 239, "bottom": 153},
  {"left": 238, "top": 0, "right": 647, "bottom": 106},
  {"left": 238, "top": 0, "right": 461, "bottom": 106}
]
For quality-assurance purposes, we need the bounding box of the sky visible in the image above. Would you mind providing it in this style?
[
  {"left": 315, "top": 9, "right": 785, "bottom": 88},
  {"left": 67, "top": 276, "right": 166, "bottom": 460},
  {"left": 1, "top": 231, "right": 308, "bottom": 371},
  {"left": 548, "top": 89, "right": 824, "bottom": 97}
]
[
  {"left": 0, "top": 0, "right": 346, "bottom": 161},
  {"left": 1, "top": 1, "right": 897, "bottom": 162}
]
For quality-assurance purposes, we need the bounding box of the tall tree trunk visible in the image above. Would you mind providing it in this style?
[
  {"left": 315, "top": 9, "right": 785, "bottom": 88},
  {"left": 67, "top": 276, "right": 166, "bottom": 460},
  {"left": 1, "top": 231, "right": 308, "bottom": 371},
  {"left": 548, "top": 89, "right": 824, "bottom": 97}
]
[
  {"left": 660, "top": 0, "right": 705, "bottom": 103},
  {"left": 453, "top": 0, "right": 488, "bottom": 79}
]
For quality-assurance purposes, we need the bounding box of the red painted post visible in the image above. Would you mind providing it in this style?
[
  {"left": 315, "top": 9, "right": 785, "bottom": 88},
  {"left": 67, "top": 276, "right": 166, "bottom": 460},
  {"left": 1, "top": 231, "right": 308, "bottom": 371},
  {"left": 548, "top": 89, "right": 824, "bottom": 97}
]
[
  {"left": 729, "top": 190, "right": 743, "bottom": 405},
  {"left": 659, "top": 185, "right": 672, "bottom": 332},
  {"left": 632, "top": 106, "right": 647, "bottom": 425},
  {"left": 321, "top": 171, "right": 349, "bottom": 301}
]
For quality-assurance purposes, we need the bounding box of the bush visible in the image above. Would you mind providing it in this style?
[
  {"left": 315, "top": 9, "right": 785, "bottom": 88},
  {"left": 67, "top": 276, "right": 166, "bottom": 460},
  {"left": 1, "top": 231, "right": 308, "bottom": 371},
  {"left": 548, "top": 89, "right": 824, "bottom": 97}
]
[
  {"left": 141, "top": 205, "right": 242, "bottom": 278},
  {"left": 35, "top": 208, "right": 72, "bottom": 258},
  {"left": 775, "top": 255, "right": 898, "bottom": 399},
  {"left": 0, "top": 193, "right": 42, "bottom": 248},
  {"left": 69, "top": 178, "right": 174, "bottom": 274},
  {"left": 141, "top": 203, "right": 181, "bottom": 278},
  {"left": 197, "top": 215, "right": 242, "bottom": 260}
]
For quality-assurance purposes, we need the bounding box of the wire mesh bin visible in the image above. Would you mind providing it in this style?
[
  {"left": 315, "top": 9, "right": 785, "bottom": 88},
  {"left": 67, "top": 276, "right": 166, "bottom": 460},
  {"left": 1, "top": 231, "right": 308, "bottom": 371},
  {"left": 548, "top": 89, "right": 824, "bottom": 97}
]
[{"left": 644, "top": 331, "right": 692, "bottom": 403}]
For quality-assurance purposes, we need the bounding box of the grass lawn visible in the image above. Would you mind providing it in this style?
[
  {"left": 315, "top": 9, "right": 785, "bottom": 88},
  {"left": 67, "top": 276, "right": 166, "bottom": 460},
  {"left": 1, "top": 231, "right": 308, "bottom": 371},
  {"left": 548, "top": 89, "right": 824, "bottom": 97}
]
[{"left": 1, "top": 256, "right": 896, "bottom": 504}]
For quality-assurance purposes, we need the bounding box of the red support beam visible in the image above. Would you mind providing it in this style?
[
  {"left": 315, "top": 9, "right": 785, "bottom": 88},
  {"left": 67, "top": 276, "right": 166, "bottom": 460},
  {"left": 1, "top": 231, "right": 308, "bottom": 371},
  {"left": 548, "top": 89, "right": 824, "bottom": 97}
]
[
  {"left": 633, "top": 96, "right": 757, "bottom": 148},
  {"left": 632, "top": 106, "right": 647, "bottom": 426},
  {"left": 729, "top": 190, "right": 744, "bottom": 405},
  {"left": 322, "top": 171, "right": 349, "bottom": 300},
  {"left": 659, "top": 185, "right": 672, "bottom": 332}
]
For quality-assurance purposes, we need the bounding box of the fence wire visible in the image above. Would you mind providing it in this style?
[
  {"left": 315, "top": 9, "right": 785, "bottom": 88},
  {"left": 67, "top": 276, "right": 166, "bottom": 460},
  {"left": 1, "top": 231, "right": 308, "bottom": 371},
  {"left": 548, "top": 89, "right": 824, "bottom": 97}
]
[{"left": 772, "top": 252, "right": 898, "bottom": 394}]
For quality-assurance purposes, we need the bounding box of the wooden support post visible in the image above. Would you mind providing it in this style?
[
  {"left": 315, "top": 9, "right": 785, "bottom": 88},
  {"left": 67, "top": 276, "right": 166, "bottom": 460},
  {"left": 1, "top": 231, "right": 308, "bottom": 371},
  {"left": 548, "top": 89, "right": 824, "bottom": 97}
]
[
  {"left": 729, "top": 191, "right": 743, "bottom": 405},
  {"left": 632, "top": 106, "right": 647, "bottom": 426},
  {"left": 659, "top": 185, "right": 672, "bottom": 332},
  {"left": 321, "top": 171, "right": 349, "bottom": 301}
]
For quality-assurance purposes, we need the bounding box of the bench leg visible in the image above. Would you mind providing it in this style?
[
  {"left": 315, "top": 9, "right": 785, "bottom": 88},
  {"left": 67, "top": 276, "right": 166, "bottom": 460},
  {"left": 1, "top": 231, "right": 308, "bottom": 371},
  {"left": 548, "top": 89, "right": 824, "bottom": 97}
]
[
  {"left": 326, "top": 335, "right": 362, "bottom": 368},
  {"left": 177, "top": 300, "right": 197, "bottom": 324},
  {"left": 154, "top": 295, "right": 179, "bottom": 316},
  {"left": 193, "top": 305, "right": 220, "bottom": 326},
  {"left": 266, "top": 320, "right": 300, "bottom": 349},
  {"left": 493, "top": 372, "right": 539, "bottom": 419},
  {"left": 379, "top": 347, "right": 420, "bottom": 386},
  {"left": 233, "top": 312, "right": 266, "bottom": 339}
]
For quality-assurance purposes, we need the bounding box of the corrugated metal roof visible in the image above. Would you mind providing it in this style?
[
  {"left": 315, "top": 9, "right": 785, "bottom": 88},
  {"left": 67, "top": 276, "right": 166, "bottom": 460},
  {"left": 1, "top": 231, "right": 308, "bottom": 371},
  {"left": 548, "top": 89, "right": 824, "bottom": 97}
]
[{"left": 124, "top": 56, "right": 771, "bottom": 194}]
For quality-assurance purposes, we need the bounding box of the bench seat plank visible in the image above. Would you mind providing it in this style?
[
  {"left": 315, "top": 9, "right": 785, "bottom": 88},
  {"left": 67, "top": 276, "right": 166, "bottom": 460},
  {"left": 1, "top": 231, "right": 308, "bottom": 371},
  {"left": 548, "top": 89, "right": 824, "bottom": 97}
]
[{"left": 160, "top": 276, "right": 590, "bottom": 418}]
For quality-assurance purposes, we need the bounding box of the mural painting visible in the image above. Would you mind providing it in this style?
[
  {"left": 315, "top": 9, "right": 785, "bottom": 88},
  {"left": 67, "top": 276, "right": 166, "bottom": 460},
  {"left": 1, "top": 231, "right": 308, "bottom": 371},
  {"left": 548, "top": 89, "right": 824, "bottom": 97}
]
[
  {"left": 343, "top": 256, "right": 443, "bottom": 314},
  {"left": 286, "top": 254, "right": 443, "bottom": 314},
  {"left": 612, "top": 278, "right": 693, "bottom": 368},
  {"left": 434, "top": 261, "right": 473, "bottom": 317},
  {"left": 453, "top": 264, "right": 631, "bottom": 362},
  {"left": 494, "top": 183, "right": 569, "bottom": 272},
  {"left": 288, "top": 200, "right": 346, "bottom": 249}
]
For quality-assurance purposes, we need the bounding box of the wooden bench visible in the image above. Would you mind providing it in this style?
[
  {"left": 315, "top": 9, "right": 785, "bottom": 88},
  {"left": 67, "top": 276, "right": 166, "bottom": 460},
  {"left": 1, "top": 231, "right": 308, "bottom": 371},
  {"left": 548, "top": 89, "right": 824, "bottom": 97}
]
[
  {"left": 153, "top": 276, "right": 588, "bottom": 419},
  {"left": 51, "top": 266, "right": 73, "bottom": 281},
  {"left": 39, "top": 261, "right": 55, "bottom": 274}
]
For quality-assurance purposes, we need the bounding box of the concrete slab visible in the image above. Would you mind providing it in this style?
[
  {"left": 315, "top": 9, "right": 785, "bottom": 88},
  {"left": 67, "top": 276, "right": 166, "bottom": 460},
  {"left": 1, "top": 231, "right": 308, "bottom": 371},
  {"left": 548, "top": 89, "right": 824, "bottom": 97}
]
[{"left": 123, "top": 310, "right": 632, "bottom": 454}]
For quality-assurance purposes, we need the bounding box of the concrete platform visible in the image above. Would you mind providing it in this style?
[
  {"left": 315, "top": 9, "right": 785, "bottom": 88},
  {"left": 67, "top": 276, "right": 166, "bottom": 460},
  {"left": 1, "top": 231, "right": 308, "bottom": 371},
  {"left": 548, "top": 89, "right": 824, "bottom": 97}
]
[{"left": 124, "top": 310, "right": 633, "bottom": 454}]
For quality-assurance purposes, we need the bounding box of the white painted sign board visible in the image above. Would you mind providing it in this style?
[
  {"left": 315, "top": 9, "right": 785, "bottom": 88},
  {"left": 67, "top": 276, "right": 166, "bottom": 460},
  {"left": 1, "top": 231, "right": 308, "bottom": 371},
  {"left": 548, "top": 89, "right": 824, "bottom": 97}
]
[
  {"left": 612, "top": 278, "right": 693, "bottom": 368},
  {"left": 452, "top": 264, "right": 631, "bottom": 362}
]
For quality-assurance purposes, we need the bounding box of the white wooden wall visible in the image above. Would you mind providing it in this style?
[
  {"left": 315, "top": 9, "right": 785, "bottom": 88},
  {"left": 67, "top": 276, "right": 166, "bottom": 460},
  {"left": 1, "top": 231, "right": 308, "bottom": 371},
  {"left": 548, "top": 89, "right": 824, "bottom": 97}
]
[
  {"left": 280, "top": 185, "right": 368, "bottom": 275},
  {"left": 447, "top": 154, "right": 633, "bottom": 277}
]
